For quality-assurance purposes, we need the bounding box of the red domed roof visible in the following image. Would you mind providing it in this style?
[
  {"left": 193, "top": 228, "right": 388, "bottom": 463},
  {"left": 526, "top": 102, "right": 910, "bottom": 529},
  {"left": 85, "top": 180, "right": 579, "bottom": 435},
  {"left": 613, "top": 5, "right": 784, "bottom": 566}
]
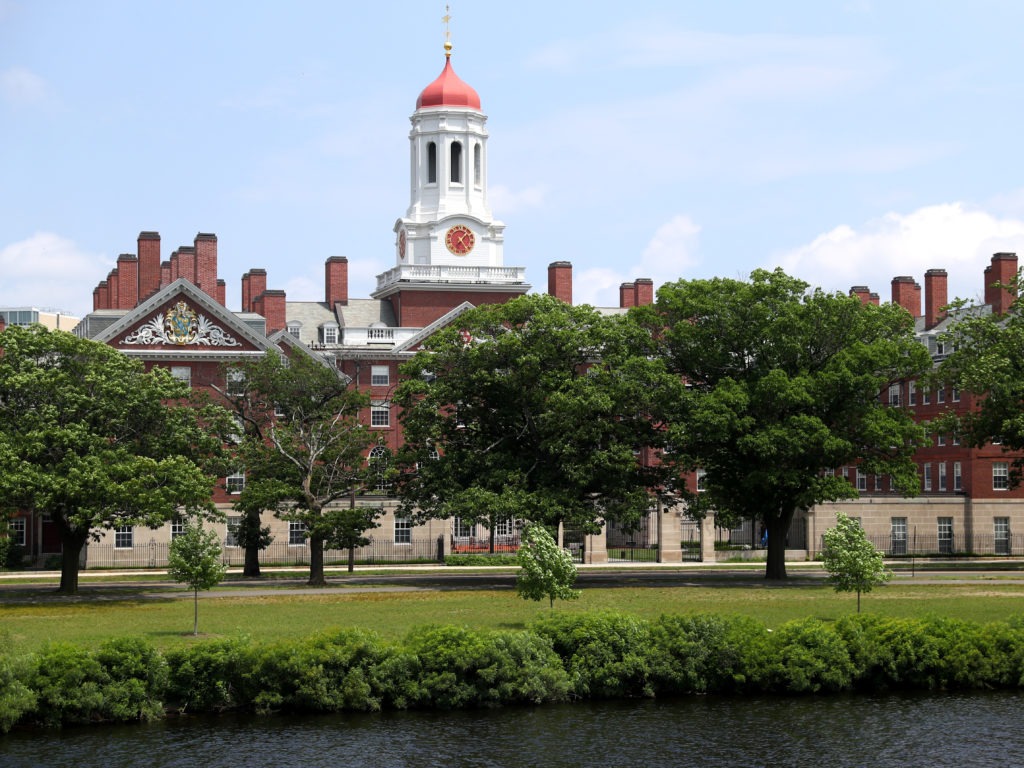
[{"left": 416, "top": 56, "right": 481, "bottom": 110}]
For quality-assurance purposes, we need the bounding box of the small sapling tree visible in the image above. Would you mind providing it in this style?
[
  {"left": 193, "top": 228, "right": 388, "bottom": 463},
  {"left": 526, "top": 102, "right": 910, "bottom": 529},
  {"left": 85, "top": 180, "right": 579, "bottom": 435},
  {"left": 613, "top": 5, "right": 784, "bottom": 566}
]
[
  {"left": 319, "top": 506, "right": 384, "bottom": 573},
  {"left": 168, "top": 520, "right": 228, "bottom": 635},
  {"left": 516, "top": 524, "right": 580, "bottom": 608},
  {"left": 822, "top": 511, "right": 891, "bottom": 613}
]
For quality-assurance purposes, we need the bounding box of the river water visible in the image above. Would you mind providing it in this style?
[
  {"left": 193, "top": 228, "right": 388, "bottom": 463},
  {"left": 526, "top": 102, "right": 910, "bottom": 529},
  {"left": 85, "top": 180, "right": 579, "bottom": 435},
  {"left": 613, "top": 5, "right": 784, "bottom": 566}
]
[{"left": 2, "top": 692, "right": 1020, "bottom": 767}]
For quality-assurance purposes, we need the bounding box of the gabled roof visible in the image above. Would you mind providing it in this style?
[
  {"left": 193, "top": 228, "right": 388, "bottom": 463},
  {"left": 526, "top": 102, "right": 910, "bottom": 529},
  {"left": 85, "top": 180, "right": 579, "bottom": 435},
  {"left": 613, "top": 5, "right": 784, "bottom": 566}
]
[
  {"left": 393, "top": 301, "right": 477, "bottom": 354},
  {"left": 91, "top": 279, "right": 274, "bottom": 358}
]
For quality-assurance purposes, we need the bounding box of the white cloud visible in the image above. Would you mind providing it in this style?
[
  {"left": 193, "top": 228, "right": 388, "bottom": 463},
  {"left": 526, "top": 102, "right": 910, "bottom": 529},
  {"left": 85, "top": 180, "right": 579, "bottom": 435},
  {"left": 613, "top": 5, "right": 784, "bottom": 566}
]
[
  {"left": 776, "top": 203, "right": 1024, "bottom": 303},
  {"left": 0, "top": 233, "right": 110, "bottom": 317},
  {"left": 489, "top": 184, "right": 547, "bottom": 214},
  {"left": 0, "top": 66, "right": 52, "bottom": 107}
]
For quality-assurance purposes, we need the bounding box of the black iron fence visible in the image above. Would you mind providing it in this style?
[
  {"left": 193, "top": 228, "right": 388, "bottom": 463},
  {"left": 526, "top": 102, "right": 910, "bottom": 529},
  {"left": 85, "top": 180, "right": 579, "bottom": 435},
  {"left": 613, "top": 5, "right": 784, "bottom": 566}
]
[
  {"left": 821, "top": 532, "right": 1024, "bottom": 558},
  {"left": 81, "top": 537, "right": 444, "bottom": 570}
]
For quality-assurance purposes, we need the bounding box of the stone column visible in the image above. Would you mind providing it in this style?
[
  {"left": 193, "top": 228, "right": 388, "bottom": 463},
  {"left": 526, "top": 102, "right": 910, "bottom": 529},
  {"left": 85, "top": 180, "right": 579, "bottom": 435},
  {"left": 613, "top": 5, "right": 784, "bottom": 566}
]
[
  {"left": 657, "top": 500, "right": 683, "bottom": 563},
  {"left": 700, "top": 514, "right": 716, "bottom": 562},
  {"left": 585, "top": 526, "right": 608, "bottom": 564}
]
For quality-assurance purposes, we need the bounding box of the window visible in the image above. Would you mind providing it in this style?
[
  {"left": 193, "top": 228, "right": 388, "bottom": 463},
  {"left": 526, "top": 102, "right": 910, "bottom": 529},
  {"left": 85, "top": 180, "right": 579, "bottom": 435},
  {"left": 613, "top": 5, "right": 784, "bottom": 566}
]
[
  {"left": 473, "top": 143, "right": 481, "bottom": 186},
  {"left": 371, "top": 365, "right": 390, "bottom": 386},
  {"left": 287, "top": 322, "right": 302, "bottom": 339},
  {"left": 952, "top": 388, "right": 960, "bottom": 403},
  {"left": 454, "top": 517, "right": 476, "bottom": 539},
  {"left": 226, "top": 368, "right": 246, "bottom": 396},
  {"left": 937, "top": 387, "right": 946, "bottom": 404},
  {"left": 824, "top": 468, "right": 835, "bottom": 476},
  {"left": 371, "top": 403, "right": 390, "bottom": 428},
  {"left": 993, "top": 462, "right": 1009, "bottom": 491},
  {"left": 115, "top": 526, "right": 134, "bottom": 549},
  {"left": 450, "top": 141, "right": 462, "bottom": 183},
  {"left": 938, "top": 517, "right": 953, "bottom": 554},
  {"left": 922, "top": 388, "right": 931, "bottom": 405},
  {"left": 937, "top": 434, "right": 946, "bottom": 447},
  {"left": 887, "top": 383, "right": 901, "bottom": 407},
  {"left": 225, "top": 515, "right": 241, "bottom": 547},
  {"left": 907, "top": 380, "right": 916, "bottom": 406},
  {"left": 891, "top": 517, "right": 907, "bottom": 555},
  {"left": 320, "top": 324, "right": 338, "bottom": 345},
  {"left": 493, "top": 517, "right": 518, "bottom": 538},
  {"left": 923, "top": 463, "right": 932, "bottom": 491},
  {"left": 170, "top": 366, "right": 191, "bottom": 386},
  {"left": 226, "top": 471, "right": 246, "bottom": 495},
  {"left": 368, "top": 446, "right": 390, "bottom": 491},
  {"left": 938, "top": 462, "right": 947, "bottom": 492},
  {"left": 395, "top": 517, "right": 411, "bottom": 545},
  {"left": 9, "top": 517, "right": 26, "bottom": 547},
  {"left": 874, "top": 474, "right": 883, "bottom": 492},
  {"left": 171, "top": 519, "right": 185, "bottom": 539},
  {"left": 288, "top": 521, "right": 307, "bottom": 546},
  {"left": 427, "top": 141, "right": 437, "bottom": 183},
  {"left": 952, "top": 434, "right": 961, "bottom": 446},
  {"left": 995, "top": 517, "right": 1011, "bottom": 554},
  {"left": 696, "top": 468, "right": 708, "bottom": 492},
  {"left": 856, "top": 468, "right": 867, "bottom": 491},
  {"left": 954, "top": 461, "right": 962, "bottom": 492}
]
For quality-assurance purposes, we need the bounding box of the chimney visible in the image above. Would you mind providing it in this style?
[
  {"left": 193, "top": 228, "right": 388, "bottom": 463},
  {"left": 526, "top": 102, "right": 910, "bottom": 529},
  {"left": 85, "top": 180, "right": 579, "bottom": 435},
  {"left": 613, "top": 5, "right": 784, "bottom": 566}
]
[
  {"left": 169, "top": 251, "right": 180, "bottom": 282},
  {"left": 924, "top": 269, "right": 948, "bottom": 329},
  {"left": 985, "top": 252, "right": 1018, "bottom": 316},
  {"left": 869, "top": 292, "right": 880, "bottom": 306},
  {"left": 97, "top": 280, "right": 110, "bottom": 310},
  {"left": 325, "top": 257, "right": 349, "bottom": 306},
  {"left": 241, "top": 272, "right": 251, "bottom": 312},
  {"left": 850, "top": 285, "right": 872, "bottom": 305},
  {"left": 116, "top": 254, "right": 139, "bottom": 309},
  {"left": 160, "top": 261, "right": 171, "bottom": 288},
  {"left": 891, "top": 276, "right": 921, "bottom": 318},
  {"left": 107, "top": 268, "right": 120, "bottom": 310},
  {"left": 256, "top": 289, "right": 287, "bottom": 335},
  {"left": 547, "top": 261, "right": 572, "bottom": 304},
  {"left": 619, "top": 282, "right": 636, "bottom": 309},
  {"left": 93, "top": 285, "right": 101, "bottom": 311},
  {"left": 137, "top": 232, "right": 161, "bottom": 301},
  {"left": 248, "top": 269, "right": 268, "bottom": 312},
  {"left": 634, "top": 278, "right": 654, "bottom": 307},
  {"left": 194, "top": 233, "right": 218, "bottom": 299},
  {"left": 176, "top": 246, "right": 197, "bottom": 286},
  {"left": 216, "top": 279, "right": 226, "bottom": 307}
]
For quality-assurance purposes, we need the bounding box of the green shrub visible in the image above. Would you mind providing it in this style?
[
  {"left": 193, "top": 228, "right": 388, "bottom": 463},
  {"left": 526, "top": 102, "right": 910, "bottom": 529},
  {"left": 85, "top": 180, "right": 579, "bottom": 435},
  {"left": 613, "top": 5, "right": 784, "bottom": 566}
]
[
  {"left": 30, "top": 643, "right": 109, "bottom": 726},
  {"left": 759, "top": 618, "right": 855, "bottom": 693},
  {"left": 94, "top": 637, "right": 168, "bottom": 722},
  {"left": 165, "top": 637, "right": 261, "bottom": 713},
  {"left": 531, "top": 612, "right": 654, "bottom": 699},
  {"left": 648, "top": 614, "right": 766, "bottom": 695},
  {"left": 445, "top": 554, "right": 519, "bottom": 566},
  {"left": 0, "top": 632, "right": 36, "bottom": 733}
]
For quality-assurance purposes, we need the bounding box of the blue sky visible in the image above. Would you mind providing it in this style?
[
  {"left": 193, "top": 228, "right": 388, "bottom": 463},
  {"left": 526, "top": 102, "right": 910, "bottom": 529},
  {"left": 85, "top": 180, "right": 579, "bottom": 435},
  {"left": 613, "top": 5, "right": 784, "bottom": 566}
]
[{"left": 4, "top": 1, "right": 1024, "bottom": 318}]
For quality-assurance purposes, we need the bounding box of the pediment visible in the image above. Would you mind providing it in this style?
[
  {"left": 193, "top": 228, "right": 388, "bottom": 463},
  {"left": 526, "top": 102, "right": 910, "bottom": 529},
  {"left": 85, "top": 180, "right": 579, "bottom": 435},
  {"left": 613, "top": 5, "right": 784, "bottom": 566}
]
[
  {"left": 393, "top": 301, "right": 477, "bottom": 354},
  {"left": 94, "top": 279, "right": 271, "bottom": 355}
]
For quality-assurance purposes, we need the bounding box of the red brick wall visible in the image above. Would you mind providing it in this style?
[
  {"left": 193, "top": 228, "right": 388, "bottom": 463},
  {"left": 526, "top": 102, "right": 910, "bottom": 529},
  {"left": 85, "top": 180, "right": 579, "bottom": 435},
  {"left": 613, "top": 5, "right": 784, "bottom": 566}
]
[
  {"left": 260, "top": 289, "right": 287, "bottom": 334},
  {"left": 107, "top": 269, "right": 119, "bottom": 310},
  {"left": 176, "top": 246, "right": 197, "bottom": 286},
  {"left": 160, "top": 261, "right": 171, "bottom": 288},
  {"left": 325, "top": 256, "right": 349, "bottom": 306},
  {"left": 891, "top": 276, "right": 920, "bottom": 317},
  {"left": 547, "top": 261, "right": 572, "bottom": 304},
  {"left": 634, "top": 278, "right": 654, "bottom": 307},
  {"left": 924, "top": 269, "right": 948, "bottom": 329},
  {"left": 138, "top": 232, "right": 161, "bottom": 302},
  {"left": 391, "top": 288, "right": 528, "bottom": 327},
  {"left": 194, "top": 233, "right": 218, "bottom": 300},
  {"left": 116, "top": 254, "right": 139, "bottom": 310},
  {"left": 619, "top": 283, "right": 635, "bottom": 309},
  {"left": 985, "top": 252, "right": 1018, "bottom": 315},
  {"left": 248, "top": 269, "right": 267, "bottom": 313}
]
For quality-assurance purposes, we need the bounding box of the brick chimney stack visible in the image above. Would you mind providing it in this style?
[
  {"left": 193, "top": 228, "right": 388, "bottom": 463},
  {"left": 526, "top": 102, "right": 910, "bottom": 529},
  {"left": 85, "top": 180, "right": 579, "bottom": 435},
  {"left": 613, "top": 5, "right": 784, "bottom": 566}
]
[
  {"left": 891, "top": 276, "right": 921, "bottom": 318},
  {"left": 107, "top": 268, "right": 120, "bottom": 310},
  {"left": 247, "top": 269, "right": 267, "bottom": 313},
  {"left": 194, "top": 233, "right": 218, "bottom": 300},
  {"left": 97, "top": 280, "right": 110, "bottom": 310},
  {"left": 985, "top": 252, "right": 1018, "bottom": 316},
  {"left": 850, "top": 285, "right": 872, "bottom": 305},
  {"left": 137, "top": 231, "right": 161, "bottom": 302},
  {"left": 160, "top": 261, "right": 171, "bottom": 289},
  {"left": 634, "top": 278, "right": 654, "bottom": 307},
  {"left": 547, "top": 261, "right": 573, "bottom": 304},
  {"left": 325, "top": 257, "right": 349, "bottom": 306},
  {"left": 254, "top": 289, "right": 287, "bottom": 334},
  {"left": 619, "top": 282, "right": 636, "bottom": 309},
  {"left": 216, "top": 279, "right": 226, "bottom": 307},
  {"left": 116, "top": 254, "right": 139, "bottom": 309},
  {"left": 924, "top": 269, "right": 948, "bottom": 329},
  {"left": 176, "top": 246, "right": 197, "bottom": 285}
]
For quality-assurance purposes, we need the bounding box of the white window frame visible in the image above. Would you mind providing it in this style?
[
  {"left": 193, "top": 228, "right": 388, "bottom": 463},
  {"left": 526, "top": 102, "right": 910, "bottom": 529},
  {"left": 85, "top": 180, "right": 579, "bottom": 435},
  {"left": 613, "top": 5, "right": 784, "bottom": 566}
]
[
  {"left": 453, "top": 517, "right": 476, "bottom": 539},
  {"left": 923, "top": 463, "right": 932, "bottom": 492},
  {"left": 937, "top": 387, "right": 946, "bottom": 404},
  {"left": 226, "top": 368, "right": 246, "bottom": 396},
  {"left": 287, "top": 322, "right": 302, "bottom": 339},
  {"left": 114, "top": 526, "right": 134, "bottom": 549},
  {"left": 938, "top": 462, "right": 947, "bottom": 492},
  {"left": 395, "top": 516, "right": 412, "bottom": 545},
  {"left": 371, "top": 403, "right": 390, "bottom": 428},
  {"left": 368, "top": 446, "right": 390, "bottom": 491},
  {"left": 954, "top": 461, "right": 962, "bottom": 492},
  {"left": 320, "top": 324, "right": 338, "bottom": 345},
  {"left": 9, "top": 517, "right": 26, "bottom": 547},
  {"left": 170, "top": 366, "right": 191, "bottom": 386},
  {"left": 856, "top": 468, "right": 867, "bottom": 492},
  {"left": 908, "top": 380, "right": 917, "bottom": 406},
  {"left": 887, "top": 383, "right": 901, "bottom": 407},
  {"left": 288, "top": 521, "right": 307, "bottom": 546},
  {"left": 696, "top": 468, "right": 708, "bottom": 492},
  {"left": 371, "top": 365, "right": 390, "bottom": 387},
  {"left": 993, "top": 462, "right": 1009, "bottom": 491},
  {"left": 226, "top": 471, "right": 246, "bottom": 495},
  {"left": 225, "top": 515, "right": 241, "bottom": 547},
  {"left": 938, "top": 517, "right": 953, "bottom": 553},
  {"left": 171, "top": 519, "right": 185, "bottom": 539}
]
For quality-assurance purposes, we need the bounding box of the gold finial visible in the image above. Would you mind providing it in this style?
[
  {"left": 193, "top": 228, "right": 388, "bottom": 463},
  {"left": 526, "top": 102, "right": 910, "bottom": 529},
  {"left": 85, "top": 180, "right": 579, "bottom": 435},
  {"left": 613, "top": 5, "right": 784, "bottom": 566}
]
[{"left": 443, "top": 4, "right": 452, "bottom": 57}]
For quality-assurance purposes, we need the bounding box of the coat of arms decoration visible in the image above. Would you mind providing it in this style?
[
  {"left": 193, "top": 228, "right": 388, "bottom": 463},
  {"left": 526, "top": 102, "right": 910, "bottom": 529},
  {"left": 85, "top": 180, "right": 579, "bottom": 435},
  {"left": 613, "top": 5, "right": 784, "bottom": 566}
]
[{"left": 122, "top": 301, "right": 242, "bottom": 347}]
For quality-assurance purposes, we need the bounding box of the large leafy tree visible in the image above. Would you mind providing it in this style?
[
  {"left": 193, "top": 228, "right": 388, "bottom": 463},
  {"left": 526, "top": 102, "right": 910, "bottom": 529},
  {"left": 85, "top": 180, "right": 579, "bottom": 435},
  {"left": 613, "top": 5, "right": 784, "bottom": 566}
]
[
  {"left": 0, "top": 325, "right": 224, "bottom": 593},
  {"left": 935, "top": 277, "right": 1024, "bottom": 482},
  {"left": 394, "top": 294, "right": 684, "bottom": 541},
  {"left": 643, "top": 269, "right": 930, "bottom": 579},
  {"left": 228, "top": 349, "right": 374, "bottom": 586}
]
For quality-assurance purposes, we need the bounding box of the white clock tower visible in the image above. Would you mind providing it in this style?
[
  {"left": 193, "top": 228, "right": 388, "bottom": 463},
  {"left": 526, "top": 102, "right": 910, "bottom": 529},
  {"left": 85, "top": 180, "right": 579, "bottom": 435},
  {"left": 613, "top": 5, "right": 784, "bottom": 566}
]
[{"left": 375, "top": 41, "right": 525, "bottom": 298}]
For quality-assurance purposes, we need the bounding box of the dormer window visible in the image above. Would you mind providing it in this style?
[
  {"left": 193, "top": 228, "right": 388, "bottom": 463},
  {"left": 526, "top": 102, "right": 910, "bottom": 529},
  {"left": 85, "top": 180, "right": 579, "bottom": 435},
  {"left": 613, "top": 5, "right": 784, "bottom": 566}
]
[
  {"left": 287, "top": 322, "right": 302, "bottom": 340},
  {"left": 320, "top": 323, "right": 339, "bottom": 345}
]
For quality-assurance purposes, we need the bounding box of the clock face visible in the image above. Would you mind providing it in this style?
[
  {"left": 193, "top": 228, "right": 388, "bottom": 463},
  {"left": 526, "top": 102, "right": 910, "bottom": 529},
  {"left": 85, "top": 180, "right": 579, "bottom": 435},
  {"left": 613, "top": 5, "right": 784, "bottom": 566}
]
[
  {"left": 445, "top": 225, "right": 475, "bottom": 256},
  {"left": 398, "top": 230, "right": 407, "bottom": 259}
]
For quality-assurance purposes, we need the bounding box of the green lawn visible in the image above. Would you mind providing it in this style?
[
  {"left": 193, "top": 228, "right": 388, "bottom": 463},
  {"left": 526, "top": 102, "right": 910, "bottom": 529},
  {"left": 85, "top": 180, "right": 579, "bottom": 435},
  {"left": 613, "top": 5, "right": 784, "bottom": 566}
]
[{"left": 4, "top": 579, "right": 1024, "bottom": 652}]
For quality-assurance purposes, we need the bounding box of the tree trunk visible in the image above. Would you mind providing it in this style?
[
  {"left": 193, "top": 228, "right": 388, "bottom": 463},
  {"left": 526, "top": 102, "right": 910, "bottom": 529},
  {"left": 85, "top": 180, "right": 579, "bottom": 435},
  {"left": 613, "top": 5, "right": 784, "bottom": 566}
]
[
  {"left": 308, "top": 533, "right": 326, "bottom": 586},
  {"left": 57, "top": 529, "right": 88, "bottom": 594},
  {"left": 347, "top": 546, "right": 355, "bottom": 573},
  {"left": 193, "top": 588, "right": 199, "bottom": 635},
  {"left": 764, "top": 510, "right": 795, "bottom": 581},
  {"left": 243, "top": 544, "right": 261, "bottom": 578}
]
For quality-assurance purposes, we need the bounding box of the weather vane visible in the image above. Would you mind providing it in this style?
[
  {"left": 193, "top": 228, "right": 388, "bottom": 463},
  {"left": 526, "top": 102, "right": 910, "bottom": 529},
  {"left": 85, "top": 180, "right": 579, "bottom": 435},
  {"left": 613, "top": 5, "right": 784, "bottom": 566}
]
[{"left": 442, "top": 4, "right": 452, "bottom": 56}]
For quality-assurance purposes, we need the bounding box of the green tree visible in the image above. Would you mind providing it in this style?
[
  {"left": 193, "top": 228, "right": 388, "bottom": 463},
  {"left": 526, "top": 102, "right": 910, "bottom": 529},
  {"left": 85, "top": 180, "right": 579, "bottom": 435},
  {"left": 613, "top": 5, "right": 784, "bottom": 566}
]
[
  {"left": 643, "top": 269, "right": 931, "bottom": 580},
  {"left": 822, "top": 512, "right": 891, "bottom": 612},
  {"left": 228, "top": 350, "right": 373, "bottom": 586},
  {"left": 395, "top": 294, "right": 684, "bottom": 542},
  {"left": 167, "top": 519, "right": 227, "bottom": 635},
  {"left": 935, "top": 274, "right": 1024, "bottom": 480},
  {"left": 0, "top": 326, "right": 225, "bottom": 593},
  {"left": 516, "top": 523, "right": 580, "bottom": 608},
  {"left": 320, "top": 506, "right": 384, "bottom": 572}
]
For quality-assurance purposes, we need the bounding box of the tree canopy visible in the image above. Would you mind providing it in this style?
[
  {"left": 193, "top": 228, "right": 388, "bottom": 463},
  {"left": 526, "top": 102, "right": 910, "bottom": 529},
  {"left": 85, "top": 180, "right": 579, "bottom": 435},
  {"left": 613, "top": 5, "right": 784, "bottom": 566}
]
[
  {"left": 516, "top": 523, "right": 580, "bottom": 608},
  {"left": 168, "top": 519, "right": 227, "bottom": 635},
  {"left": 936, "top": 276, "right": 1024, "bottom": 483},
  {"left": 822, "top": 512, "right": 891, "bottom": 612},
  {"left": 394, "top": 294, "right": 685, "bottom": 540},
  {"left": 641, "top": 269, "right": 931, "bottom": 579},
  {"left": 227, "top": 349, "right": 374, "bottom": 585},
  {"left": 0, "top": 325, "right": 224, "bottom": 593}
]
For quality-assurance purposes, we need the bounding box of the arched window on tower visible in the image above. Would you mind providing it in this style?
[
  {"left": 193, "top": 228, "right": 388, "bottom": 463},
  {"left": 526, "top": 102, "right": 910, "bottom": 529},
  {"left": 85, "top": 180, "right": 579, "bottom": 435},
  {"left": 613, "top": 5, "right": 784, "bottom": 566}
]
[
  {"left": 450, "top": 141, "right": 462, "bottom": 183},
  {"left": 427, "top": 142, "right": 437, "bottom": 184},
  {"left": 473, "top": 143, "right": 481, "bottom": 186}
]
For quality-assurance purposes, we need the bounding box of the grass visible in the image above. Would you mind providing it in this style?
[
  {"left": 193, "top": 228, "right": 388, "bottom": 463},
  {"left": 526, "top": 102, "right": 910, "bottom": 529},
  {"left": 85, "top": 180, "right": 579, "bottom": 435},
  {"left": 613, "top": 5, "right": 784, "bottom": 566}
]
[{"left": 4, "top": 579, "right": 1024, "bottom": 653}]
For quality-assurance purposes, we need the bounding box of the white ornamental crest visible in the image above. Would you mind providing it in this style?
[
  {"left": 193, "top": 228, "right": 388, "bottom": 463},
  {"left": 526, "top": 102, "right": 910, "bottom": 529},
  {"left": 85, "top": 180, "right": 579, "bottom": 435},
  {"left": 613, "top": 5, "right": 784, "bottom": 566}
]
[{"left": 122, "top": 301, "right": 242, "bottom": 347}]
